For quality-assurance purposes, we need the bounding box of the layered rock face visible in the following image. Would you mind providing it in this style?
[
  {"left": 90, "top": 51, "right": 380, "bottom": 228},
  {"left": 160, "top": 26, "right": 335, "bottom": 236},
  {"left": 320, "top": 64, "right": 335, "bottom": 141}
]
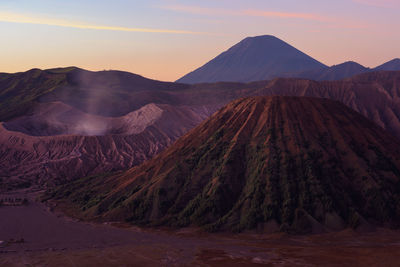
[{"left": 0, "top": 104, "right": 211, "bottom": 188}]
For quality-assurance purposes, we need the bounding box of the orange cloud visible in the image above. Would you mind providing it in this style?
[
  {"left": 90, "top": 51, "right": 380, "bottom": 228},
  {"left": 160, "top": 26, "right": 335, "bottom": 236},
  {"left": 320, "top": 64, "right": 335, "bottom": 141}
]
[{"left": 0, "top": 11, "right": 205, "bottom": 35}]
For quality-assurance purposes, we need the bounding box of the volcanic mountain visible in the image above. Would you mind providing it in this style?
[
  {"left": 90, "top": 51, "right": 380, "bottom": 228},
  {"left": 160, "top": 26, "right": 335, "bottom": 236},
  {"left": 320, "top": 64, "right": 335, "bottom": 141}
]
[
  {"left": 1, "top": 68, "right": 400, "bottom": 189},
  {"left": 176, "top": 35, "right": 326, "bottom": 83},
  {"left": 47, "top": 96, "right": 400, "bottom": 233},
  {"left": 176, "top": 35, "right": 400, "bottom": 83},
  {"left": 0, "top": 67, "right": 215, "bottom": 189},
  {"left": 0, "top": 103, "right": 208, "bottom": 189}
]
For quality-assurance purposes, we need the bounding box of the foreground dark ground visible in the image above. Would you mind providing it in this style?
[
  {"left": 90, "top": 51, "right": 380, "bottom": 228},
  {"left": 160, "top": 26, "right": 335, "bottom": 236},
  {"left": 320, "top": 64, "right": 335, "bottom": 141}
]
[{"left": 1, "top": 190, "right": 399, "bottom": 266}]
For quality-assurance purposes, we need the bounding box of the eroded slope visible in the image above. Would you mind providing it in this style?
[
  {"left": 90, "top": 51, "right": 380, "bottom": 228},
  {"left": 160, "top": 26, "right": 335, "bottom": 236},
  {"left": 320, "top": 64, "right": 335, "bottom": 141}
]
[{"left": 47, "top": 96, "right": 400, "bottom": 233}]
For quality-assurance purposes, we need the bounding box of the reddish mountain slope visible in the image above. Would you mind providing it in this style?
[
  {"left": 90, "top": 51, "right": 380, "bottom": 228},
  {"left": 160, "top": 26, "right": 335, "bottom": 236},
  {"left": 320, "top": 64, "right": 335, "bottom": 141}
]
[
  {"left": 250, "top": 72, "right": 400, "bottom": 139},
  {"left": 0, "top": 104, "right": 211, "bottom": 189},
  {"left": 1, "top": 68, "right": 400, "bottom": 189},
  {"left": 2, "top": 68, "right": 400, "bottom": 140},
  {"left": 48, "top": 96, "right": 400, "bottom": 233}
]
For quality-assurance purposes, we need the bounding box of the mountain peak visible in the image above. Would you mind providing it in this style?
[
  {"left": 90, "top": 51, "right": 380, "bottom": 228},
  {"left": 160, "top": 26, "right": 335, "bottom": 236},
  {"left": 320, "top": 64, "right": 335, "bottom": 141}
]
[
  {"left": 374, "top": 58, "right": 400, "bottom": 71},
  {"left": 330, "top": 61, "right": 368, "bottom": 72},
  {"left": 335, "top": 61, "right": 365, "bottom": 67},
  {"left": 241, "top": 34, "right": 281, "bottom": 42},
  {"left": 295, "top": 61, "right": 369, "bottom": 81},
  {"left": 176, "top": 35, "right": 326, "bottom": 84}
]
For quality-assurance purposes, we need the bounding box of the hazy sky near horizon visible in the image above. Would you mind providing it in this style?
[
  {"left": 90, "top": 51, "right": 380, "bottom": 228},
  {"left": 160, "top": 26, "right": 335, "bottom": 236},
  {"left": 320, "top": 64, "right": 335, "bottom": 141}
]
[{"left": 0, "top": 0, "right": 399, "bottom": 81}]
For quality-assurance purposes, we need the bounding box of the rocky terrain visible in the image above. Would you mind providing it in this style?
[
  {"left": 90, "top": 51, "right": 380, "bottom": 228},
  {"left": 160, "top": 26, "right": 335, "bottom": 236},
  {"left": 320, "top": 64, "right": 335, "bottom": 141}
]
[
  {"left": 252, "top": 71, "right": 400, "bottom": 140},
  {"left": 1, "top": 68, "right": 400, "bottom": 189},
  {"left": 0, "top": 103, "right": 210, "bottom": 189},
  {"left": 46, "top": 96, "right": 400, "bottom": 233},
  {"left": 0, "top": 67, "right": 219, "bottom": 188}
]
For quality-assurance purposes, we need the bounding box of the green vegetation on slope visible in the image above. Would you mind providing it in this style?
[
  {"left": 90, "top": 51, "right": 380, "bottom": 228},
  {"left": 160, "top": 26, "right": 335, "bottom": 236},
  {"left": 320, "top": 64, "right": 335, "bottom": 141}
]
[
  {"left": 0, "top": 68, "right": 71, "bottom": 121},
  {"left": 44, "top": 97, "right": 400, "bottom": 233}
]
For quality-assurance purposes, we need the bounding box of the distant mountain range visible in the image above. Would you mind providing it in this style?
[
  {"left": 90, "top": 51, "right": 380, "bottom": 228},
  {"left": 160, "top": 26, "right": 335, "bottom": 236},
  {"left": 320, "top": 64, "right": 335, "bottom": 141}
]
[
  {"left": 375, "top": 58, "right": 400, "bottom": 71},
  {"left": 293, "top": 61, "right": 368, "bottom": 81},
  {"left": 46, "top": 96, "right": 400, "bottom": 233},
  {"left": 177, "top": 35, "right": 400, "bottom": 83}
]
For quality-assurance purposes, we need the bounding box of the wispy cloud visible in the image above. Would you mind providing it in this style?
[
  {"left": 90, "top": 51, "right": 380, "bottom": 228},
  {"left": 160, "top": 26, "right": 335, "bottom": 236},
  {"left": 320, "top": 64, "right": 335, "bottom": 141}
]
[
  {"left": 160, "top": 5, "right": 327, "bottom": 22},
  {"left": 243, "top": 9, "right": 327, "bottom": 22},
  {"left": 159, "top": 4, "right": 370, "bottom": 30},
  {"left": 0, "top": 12, "right": 205, "bottom": 35}
]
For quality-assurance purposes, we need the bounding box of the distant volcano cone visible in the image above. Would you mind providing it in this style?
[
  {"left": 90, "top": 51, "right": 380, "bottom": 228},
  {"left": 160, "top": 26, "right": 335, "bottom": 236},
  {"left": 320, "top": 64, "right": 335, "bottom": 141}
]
[
  {"left": 49, "top": 96, "right": 400, "bottom": 233},
  {"left": 176, "top": 35, "right": 326, "bottom": 83}
]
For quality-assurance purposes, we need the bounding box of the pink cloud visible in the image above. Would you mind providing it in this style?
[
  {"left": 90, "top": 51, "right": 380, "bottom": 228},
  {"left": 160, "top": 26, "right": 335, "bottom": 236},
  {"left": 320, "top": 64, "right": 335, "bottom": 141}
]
[
  {"left": 243, "top": 9, "right": 328, "bottom": 22},
  {"left": 159, "top": 5, "right": 370, "bottom": 30},
  {"left": 160, "top": 5, "right": 326, "bottom": 22}
]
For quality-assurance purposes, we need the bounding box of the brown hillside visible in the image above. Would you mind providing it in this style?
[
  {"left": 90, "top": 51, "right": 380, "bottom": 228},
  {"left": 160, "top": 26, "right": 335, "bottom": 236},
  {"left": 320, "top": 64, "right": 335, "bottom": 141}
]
[
  {"left": 48, "top": 96, "right": 400, "bottom": 233},
  {"left": 2, "top": 69, "right": 400, "bottom": 189}
]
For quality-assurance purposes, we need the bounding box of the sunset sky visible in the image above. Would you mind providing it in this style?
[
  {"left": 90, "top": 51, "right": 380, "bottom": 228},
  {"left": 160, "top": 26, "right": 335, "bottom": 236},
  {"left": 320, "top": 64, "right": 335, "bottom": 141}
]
[{"left": 0, "top": 0, "right": 399, "bottom": 81}]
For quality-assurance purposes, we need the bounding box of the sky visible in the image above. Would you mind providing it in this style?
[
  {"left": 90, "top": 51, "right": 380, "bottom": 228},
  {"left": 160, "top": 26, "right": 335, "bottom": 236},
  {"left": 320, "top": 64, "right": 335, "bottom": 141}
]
[{"left": 0, "top": 0, "right": 399, "bottom": 81}]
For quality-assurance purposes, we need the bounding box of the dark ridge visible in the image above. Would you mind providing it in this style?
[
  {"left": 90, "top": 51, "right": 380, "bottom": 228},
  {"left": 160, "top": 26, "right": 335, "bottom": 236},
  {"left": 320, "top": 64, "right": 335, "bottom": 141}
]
[
  {"left": 374, "top": 58, "right": 400, "bottom": 71},
  {"left": 292, "top": 61, "right": 370, "bottom": 81}
]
